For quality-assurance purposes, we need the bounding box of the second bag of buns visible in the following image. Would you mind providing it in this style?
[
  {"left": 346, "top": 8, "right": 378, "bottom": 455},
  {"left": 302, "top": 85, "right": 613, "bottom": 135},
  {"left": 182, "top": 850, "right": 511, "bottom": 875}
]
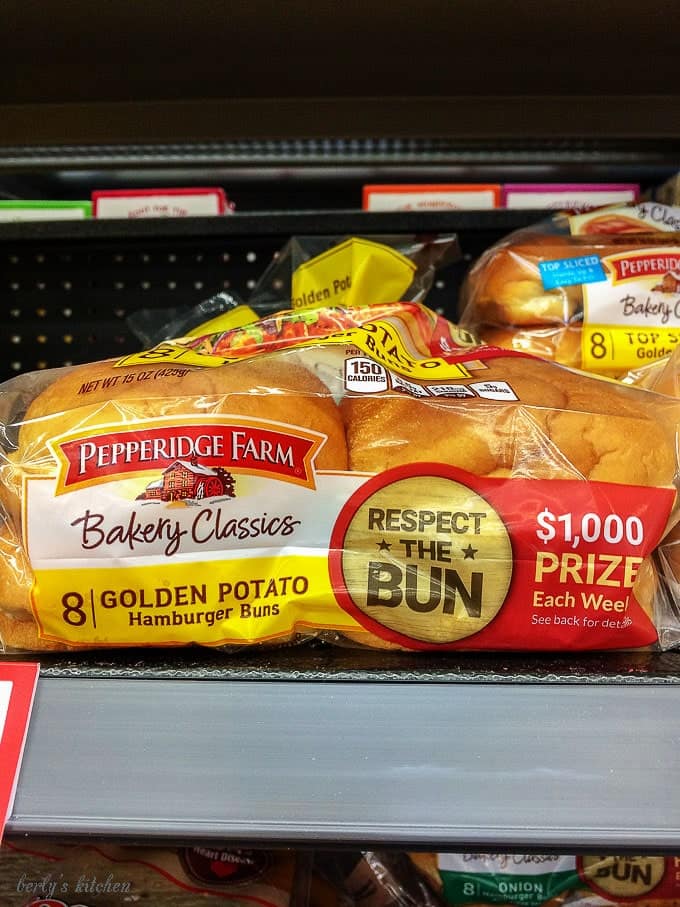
[{"left": 461, "top": 227, "right": 680, "bottom": 377}]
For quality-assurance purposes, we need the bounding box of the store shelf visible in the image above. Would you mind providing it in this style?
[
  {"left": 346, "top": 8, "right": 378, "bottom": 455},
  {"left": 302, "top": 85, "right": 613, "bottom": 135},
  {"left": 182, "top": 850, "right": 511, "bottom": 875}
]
[
  {"left": 0, "top": 208, "right": 544, "bottom": 243},
  {"left": 6, "top": 650, "right": 680, "bottom": 849}
]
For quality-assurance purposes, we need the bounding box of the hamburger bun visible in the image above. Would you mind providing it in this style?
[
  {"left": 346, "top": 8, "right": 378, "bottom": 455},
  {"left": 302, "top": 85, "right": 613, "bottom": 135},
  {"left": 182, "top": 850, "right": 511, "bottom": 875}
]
[
  {"left": 463, "top": 233, "right": 590, "bottom": 326},
  {"left": 479, "top": 323, "right": 583, "bottom": 370},
  {"left": 0, "top": 514, "right": 33, "bottom": 619},
  {"left": 0, "top": 609, "right": 77, "bottom": 652},
  {"left": 463, "top": 231, "right": 680, "bottom": 329},
  {"left": 338, "top": 355, "right": 678, "bottom": 649},
  {"left": 342, "top": 355, "right": 678, "bottom": 486},
  {"left": 17, "top": 352, "right": 347, "bottom": 469},
  {"left": 0, "top": 352, "right": 347, "bottom": 652}
]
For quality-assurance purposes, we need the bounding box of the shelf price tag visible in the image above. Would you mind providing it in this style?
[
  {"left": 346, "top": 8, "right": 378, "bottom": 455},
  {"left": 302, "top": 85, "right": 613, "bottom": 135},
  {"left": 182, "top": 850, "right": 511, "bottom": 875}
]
[{"left": 0, "top": 662, "right": 39, "bottom": 841}]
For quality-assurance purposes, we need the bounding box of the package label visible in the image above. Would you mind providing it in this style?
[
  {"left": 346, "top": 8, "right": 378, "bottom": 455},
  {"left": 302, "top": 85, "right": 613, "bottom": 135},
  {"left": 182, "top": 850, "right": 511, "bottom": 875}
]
[
  {"left": 24, "top": 405, "right": 673, "bottom": 650},
  {"left": 539, "top": 256, "right": 607, "bottom": 289},
  {"left": 290, "top": 237, "right": 416, "bottom": 310},
  {"left": 570, "top": 202, "right": 680, "bottom": 235},
  {"left": 329, "top": 464, "right": 670, "bottom": 651},
  {"left": 502, "top": 184, "right": 639, "bottom": 210},
  {"left": 92, "top": 188, "right": 228, "bottom": 219},
  {"left": 362, "top": 184, "right": 501, "bottom": 211},
  {"left": 116, "top": 309, "right": 477, "bottom": 382},
  {"left": 582, "top": 246, "right": 680, "bottom": 370},
  {"left": 5, "top": 841, "right": 293, "bottom": 907},
  {"left": 437, "top": 855, "right": 680, "bottom": 907},
  {"left": 26, "top": 422, "right": 365, "bottom": 647},
  {"left": 438, "top": 855, "right": 577, "bottom": 907}
]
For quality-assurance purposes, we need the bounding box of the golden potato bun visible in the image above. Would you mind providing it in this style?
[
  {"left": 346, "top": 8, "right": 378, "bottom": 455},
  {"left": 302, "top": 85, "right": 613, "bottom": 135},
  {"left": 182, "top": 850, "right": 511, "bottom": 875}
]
[
  {"left": 463, "top": 231, "right": 680, "bottom": 328},
  {"left": 480, "top": 323, "right": 583, "bottom": 370},
  {"left": 342, "top": 354, "right": 679, "bottom": 487},
  {"left": 18, "top": 353, "right": 347, "bottom": 471},
  {"left": 0, "top": 351, "right": 347, "bottom": 651}
]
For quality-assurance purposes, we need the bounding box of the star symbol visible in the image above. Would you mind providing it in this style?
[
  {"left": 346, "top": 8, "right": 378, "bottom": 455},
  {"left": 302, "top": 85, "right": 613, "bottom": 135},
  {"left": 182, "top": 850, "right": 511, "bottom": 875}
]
[
  {"left": 461, "top": 544, "right": 478, "bottom": 559},
  {"left": 377, "top": 538, "right": 392, "bottom": 552}
]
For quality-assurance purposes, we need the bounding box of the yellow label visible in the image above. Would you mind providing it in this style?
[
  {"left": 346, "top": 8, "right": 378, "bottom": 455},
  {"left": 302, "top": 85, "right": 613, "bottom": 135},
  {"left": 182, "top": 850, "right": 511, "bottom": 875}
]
[
  {"left": 32, "top": 555, "right": 361, "bottom": 647},
  {"left": 116, "top": 341, "right": 228, "bottom": 369},
  {"left": 291, "top": 238, "right": 416, "bottom": 310},
  {"left": 116, "top": 317, "right": 472, "bottom": 381},
  {"left": 336, "top": 474, "right": 512, "bottom": 644},
  {"left": 580, "top": 857, "right": 666, "bottom": 898},
  {"left": 581, "top": 324, "right": 680, "bottom": 371},
  {"left": 313, "top": 320, "right": 472, "bottom": 380}
]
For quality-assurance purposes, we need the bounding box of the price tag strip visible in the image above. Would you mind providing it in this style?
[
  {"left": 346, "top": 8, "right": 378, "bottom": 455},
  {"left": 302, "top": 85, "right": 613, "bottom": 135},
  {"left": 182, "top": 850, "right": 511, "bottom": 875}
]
[{"left": 0, "top": 662, "right": 39, "bottom": 841}]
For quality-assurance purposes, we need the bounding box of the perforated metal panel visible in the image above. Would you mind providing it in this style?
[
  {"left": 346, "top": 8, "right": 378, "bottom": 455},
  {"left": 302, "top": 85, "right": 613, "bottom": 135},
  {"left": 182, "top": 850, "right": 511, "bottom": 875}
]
[{"left": 1, "top": 237, "right": 277, "bottom": 374}]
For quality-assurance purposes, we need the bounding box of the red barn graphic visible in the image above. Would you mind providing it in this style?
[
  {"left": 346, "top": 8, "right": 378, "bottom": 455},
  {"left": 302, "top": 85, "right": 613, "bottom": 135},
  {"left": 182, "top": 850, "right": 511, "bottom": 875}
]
[
  {"left": 137, "top": 458, "right": 235, "bottom": 502},
  {"left": 653, "top": 271, "right": 680, "bottom": 293}
]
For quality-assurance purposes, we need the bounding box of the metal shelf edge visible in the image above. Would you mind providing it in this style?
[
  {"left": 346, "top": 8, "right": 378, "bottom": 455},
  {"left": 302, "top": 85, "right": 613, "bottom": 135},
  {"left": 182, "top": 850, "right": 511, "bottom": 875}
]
[{"left": 8, "top": 676, "right": 680, "bottom": 849}]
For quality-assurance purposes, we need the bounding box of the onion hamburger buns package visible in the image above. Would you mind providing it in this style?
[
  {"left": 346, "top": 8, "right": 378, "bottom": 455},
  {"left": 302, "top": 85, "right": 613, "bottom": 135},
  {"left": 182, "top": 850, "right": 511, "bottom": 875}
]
[
  {"left": 2, "top": 300, "right": 680, "bottom": 653},
  {"left": 418, "top": 853, "right": 680, "bottom": 907},
  {"left": 460, "top": 226, "right": 680, "bottom": 377}
]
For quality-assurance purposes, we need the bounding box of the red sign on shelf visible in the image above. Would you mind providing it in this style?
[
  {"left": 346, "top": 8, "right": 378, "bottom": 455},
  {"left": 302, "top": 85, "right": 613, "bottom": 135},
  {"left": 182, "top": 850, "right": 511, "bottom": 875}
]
[{"left": 0, "top": 662, "right": 39, "bottom": 841}]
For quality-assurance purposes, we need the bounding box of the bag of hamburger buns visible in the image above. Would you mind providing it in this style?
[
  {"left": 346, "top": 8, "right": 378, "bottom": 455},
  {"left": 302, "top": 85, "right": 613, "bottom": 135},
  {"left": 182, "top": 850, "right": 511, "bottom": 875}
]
[
  {"left": 2, "top": 299, "right": 680, "bottom": 654},
  {"left": 459, "top": 204, "right": 680, "bottom": 377}
]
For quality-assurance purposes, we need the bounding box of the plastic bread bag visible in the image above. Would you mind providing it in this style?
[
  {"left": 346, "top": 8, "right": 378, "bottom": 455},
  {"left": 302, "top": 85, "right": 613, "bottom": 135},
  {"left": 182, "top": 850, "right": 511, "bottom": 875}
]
[
  {"left": 2, "top": 299, "right": 680, "bottom": 654},
  {"left": 459, "top": 204, "right": 680, "bottom": 376},
  {"left": 620, "top": 346, "right": 680, "bottom": 646},
  {"left": 416, "top": 853, "right": 680, "bottom": 907},
  {"left": 0, "top": 839, "right": 297, "bottom": 906},
  {"left": 125, "top": 233, "right": 460, "bottom": 349},
  {"left": 126, "top": 289, "right": 257, "bottom": 347},
  {"left": 310, "top": 852, "right": 444, "bottom": 907},
  {"left": 246, "top": 234, "right": 461, "bottom": 316}
]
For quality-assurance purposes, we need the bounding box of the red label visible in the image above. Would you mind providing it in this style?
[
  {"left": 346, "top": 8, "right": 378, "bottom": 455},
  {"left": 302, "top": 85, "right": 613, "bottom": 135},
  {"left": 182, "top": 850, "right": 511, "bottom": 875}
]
[
  {"left": 329, "top": 465, "right": 674, "bottom": 651},
  {"left": 53, "top": 422, "right": 322, "bottom": 492},
  {"left": 0, "top": 662, "right": 39, "bottom": 841},
  {"left": 611, "top": 252, "right": 680, "bottom": 282}
]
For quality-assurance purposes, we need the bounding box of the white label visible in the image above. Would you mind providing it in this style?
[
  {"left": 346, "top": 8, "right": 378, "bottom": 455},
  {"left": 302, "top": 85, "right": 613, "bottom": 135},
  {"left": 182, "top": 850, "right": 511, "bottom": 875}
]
[
  {"left": 0, "top": 207, "right": 88, "bottom": 222},
  {"left": 570, "top": 203, "right": 680, "bottom": 235},
  {"left": 364, "top": 190, "right": 498, "bottom": 211},
  {"left": 470, "top": 381, "right": 518, "bottom": 401},
  {"left": 0, "top": 682, "right": 11, "bottom": 741},
  {"left": 94, "top": 192, "right": 224, "bottom": 219},
  {"left": 583, "top": 246, "right": 680, "bottom": 328},
  {"left": 437, "top": 854, "right": 576, "bottom": 875},
  {"left": 505, "top": 190, "right": 637, "bottom": 210},
  {"left": 0, "top": 664, "right": 39, "bottom": 839},
  {"left": 390, "top": 373, "right": 431, "bottom": 397},
  {"left": 26, "top": 473, "right": 365, "bottom": 567},
  {"left": 344, "top": 357, "right": 389, "bottom": 393},
  {"left": 428, "top": 383, "right": 476, "bottom": 397}
]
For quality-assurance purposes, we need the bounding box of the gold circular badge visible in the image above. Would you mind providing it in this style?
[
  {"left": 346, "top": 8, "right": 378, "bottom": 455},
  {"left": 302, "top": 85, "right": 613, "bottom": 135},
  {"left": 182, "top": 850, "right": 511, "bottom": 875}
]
[
  {"left": 331, "top": 468, "right": 512, "bottom": 646},
  {"left": 580, "top": 857, "right": 666, "bottom": 899}
]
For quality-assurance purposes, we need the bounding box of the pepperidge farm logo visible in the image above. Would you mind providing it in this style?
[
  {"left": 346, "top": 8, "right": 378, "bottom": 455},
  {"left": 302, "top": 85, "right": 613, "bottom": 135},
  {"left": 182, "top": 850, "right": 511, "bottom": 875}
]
[
  {"left": 607, "top": 248, "right": 680, "bottom": 285},
  {"left": 47, "top": 417, "right": 325, "bottom": 494}
]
